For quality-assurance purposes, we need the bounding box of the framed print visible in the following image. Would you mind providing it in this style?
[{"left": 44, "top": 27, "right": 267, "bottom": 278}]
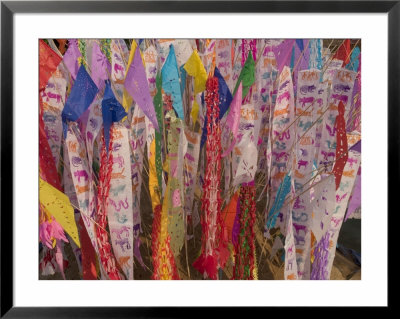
[{"left": 1, "top": 0, "right": 394, "bottom": 316}]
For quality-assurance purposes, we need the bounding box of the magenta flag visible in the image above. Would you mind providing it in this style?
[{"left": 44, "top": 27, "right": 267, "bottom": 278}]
[{"left": 124, "top": 46, "right": 159, "bottom": 132}]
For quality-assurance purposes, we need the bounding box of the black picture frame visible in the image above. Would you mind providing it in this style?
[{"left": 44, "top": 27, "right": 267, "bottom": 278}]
[{"left": 1, "top": 0, "right": 394, "bottom": 316}]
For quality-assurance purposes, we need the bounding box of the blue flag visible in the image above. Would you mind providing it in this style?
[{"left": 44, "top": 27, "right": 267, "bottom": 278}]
[
  {"left": 200, "top": 68, "right": 233, "bottom": 148},
  {"left": 215, "top": 67, "right": 233, "bottom": 119},
  {"left": 161, "top": 45, "right": 184, "bottom": 119},
  {"left": 102, "top": 80, "right": 127, "bottom": 152},
  {"left": 62, "top": 65, "right": 98, "bottom": 137}
]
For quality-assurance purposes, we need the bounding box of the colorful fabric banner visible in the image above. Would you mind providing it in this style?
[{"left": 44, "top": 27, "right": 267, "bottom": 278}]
[
  {"left": 183, "top": 129, "right": 201, "bottom": 218},
  {"left": 65, "top": 122, "right": 99, "bottom": 256},
  {"left": 267, "top": 66, "right": 295, "bottom": 235},
  {"left": 107, "top": 124, "right": 135, "bottom": 279},
  {"left": 40, "top": 62, "right": 68, "bottom": 176}
]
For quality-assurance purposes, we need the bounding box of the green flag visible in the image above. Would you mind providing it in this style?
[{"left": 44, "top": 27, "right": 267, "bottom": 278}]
[{"left": 233, "top": 51, "right": 255, "bottom": 99}]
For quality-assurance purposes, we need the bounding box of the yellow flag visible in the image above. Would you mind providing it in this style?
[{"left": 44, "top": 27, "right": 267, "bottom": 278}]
[
  {"left": 184, "top": 50, "right": 207, "bottom": 94},
  {"left": 39, "top": 178, "right": 81, "bottom": 248}
]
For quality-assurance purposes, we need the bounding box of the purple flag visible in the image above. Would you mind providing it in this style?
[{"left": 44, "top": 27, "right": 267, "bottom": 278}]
[
  {"left": 273, "top": 39, "right": 295, "bottom": 73},
  {"left": 63, "top": 39, "right": 81, "bottom": 80},
  {"left": 91, "top": 41, "right": 111, "bottom": 91},
  {"left": 124, "top": 46, "right": 159, "bottom": 132}
]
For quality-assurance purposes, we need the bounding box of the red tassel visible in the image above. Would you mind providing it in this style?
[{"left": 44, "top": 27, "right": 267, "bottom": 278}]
[
  {"left": 193, "top": 76, "right": 226, "bottom": 279},
  {"left": 95, "top": 128, "right": 121, "bottom": 280}
]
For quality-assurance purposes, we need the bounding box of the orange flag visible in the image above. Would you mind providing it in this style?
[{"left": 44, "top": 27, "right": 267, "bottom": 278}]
[{"left": 222, "top": 190, "right": 240, "bottom": 243}]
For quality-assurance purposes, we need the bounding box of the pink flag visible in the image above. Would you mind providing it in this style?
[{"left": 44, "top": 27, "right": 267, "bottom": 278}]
[{"left": 124, "top": 46, "right": 159, "bottom": 132}]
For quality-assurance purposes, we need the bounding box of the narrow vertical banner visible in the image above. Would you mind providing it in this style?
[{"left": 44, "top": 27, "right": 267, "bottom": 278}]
[
  {"left": 153, "top": 73, "right": 164, "bottom": 195},
  {"left": 255, "top": 40, "right": 277, "bottom": 174},
  {"left": 324, "top": 150, "right": 361, "bottom": 278},
  {"left": 314, "top": 82, "right": 329, "bottom": 163},
  {"left": 107, "top": 124, "right": 134, "bottom": 279},
  {"left": 183, "top": 129, "right": 201, "bottom": 220},
  {"left": 257, "top": 43, "right": 278, "bottom": 174},
  {"left": 292, "top": 69, "right": 321, "bottom": 279},
  {"left": 65, "top": 123, "right": 99, "bottom": 259},
  {"left": 41, "top": 62, "right": 69, "bottom": 172},
  {"left": 310, "top": 175, "right": 336, "bottom": 246},
  {"left": 267, "top": 66, "right": 295, "bottom": 235},
  {"left": 149, "top": 126, "right": 180, "bottom": 280},
  {"left": 166, "top": 113, "right": 186, "bottom": 257},
  {"left": 129, "top": 105, "right": 147, "bottom": 261},
  {"left": 318, "top": 69, "right": 356, "bottom": 172},
  {"left": 310, "top": 174, "right": 336, "bottom": 280},
  {"left": 284, "top": 202, "right": 298, "bottom": 280}
]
